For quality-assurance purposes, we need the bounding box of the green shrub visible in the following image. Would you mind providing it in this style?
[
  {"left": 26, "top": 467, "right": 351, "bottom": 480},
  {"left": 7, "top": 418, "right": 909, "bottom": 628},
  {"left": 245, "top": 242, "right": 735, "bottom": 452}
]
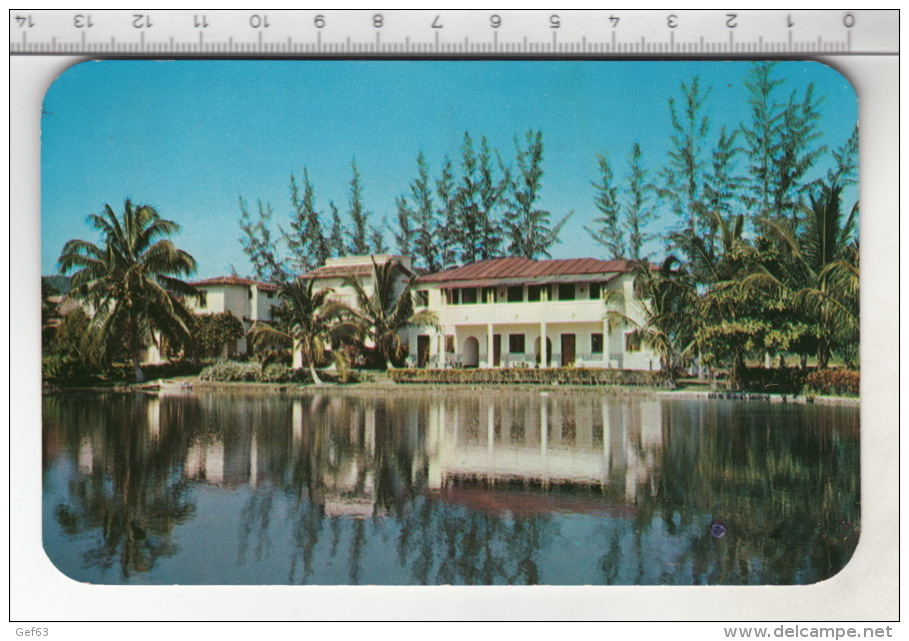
[
  {"left": 191, "top": 312, "right": 245, "bottom": 358},
  {"left": 739, "top": 367, "right": 810, "bottom": 394},
  {"left": 260, "top": 363, "right": 316, "bottom": 383},
  {"left": 103, "top": 360, "right": 203, "bottom": 382},
  {"left": 200, "top": 361, "right": 361, "bottom": 385},
  {"left": 388, "top": 367, "right": 664, "bottom": 386},
  {"left": 803, "top": 369, "right": 860, "bottom": 397},
  {"left": 199, "top": 361, "right": 262, "bottom": 382},
  {"left": 42, "top": 354, "right": 92, "bottom": 382}
]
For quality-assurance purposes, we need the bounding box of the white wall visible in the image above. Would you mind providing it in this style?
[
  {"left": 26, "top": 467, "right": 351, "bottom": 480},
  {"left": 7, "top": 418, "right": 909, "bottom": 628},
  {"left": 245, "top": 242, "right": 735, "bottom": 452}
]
[{"left": 407, "top": 272, "right": 659, "bottom": 370}]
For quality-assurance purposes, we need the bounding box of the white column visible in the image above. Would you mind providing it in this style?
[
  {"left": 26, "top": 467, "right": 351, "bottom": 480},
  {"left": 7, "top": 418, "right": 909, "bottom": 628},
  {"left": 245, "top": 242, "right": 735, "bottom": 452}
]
[
  {"left": 603, "top": 317, "right": 610, "bottom": 367},
  {"left": 540, "top": 321, "right": 548, "bottom": 367},
  {"left": 486, "top": 323, "right": 494, "bottom": 368}
]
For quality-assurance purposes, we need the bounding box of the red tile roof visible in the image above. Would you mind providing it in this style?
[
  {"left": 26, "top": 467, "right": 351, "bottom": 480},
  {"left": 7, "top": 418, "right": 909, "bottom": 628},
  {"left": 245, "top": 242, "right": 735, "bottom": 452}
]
[
  {"left": 301, "top": 260, "right": 413, "bottom": 280},
  {"left": 301, "top": 264, "right": 377, "bottom": 279},
  {"left": 191, "top": 276, "right": 278, "bottom": 292},
  {"left": 418, "top": 257, "right": 640, "bottom": 285}
]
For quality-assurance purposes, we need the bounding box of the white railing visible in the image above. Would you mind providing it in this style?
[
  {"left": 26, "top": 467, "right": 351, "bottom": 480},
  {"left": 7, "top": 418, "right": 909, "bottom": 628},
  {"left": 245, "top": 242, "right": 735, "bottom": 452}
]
[{"left": 438, "top": 299, "right": 607, "bottom": 325}]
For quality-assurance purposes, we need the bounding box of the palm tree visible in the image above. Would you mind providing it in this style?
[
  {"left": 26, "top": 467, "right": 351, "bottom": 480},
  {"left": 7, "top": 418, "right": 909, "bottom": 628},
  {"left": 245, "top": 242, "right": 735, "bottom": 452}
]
[
  {"left": 605, "top": 258, "right": 698, "bottom": 386},
  {"left": 760, "top": 183, "right": 859, "bottom": 368},
  {"left": 247, "top": 278, "right": 361, "bottom": 384},
  {"left": 675, "top": 210, "right": 794, "bottom": 388},
  {"left": 57, "top": 200, "right": 198, "bottom": 381},
  {"left": 343, "top": 258, "right": 439, "bottom": 369}
]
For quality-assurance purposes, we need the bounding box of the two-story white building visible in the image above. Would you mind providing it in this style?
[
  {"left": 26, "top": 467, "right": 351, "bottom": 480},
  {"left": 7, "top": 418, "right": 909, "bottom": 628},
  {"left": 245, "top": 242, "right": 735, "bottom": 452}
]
[{"left": 406, "top": 257, "right": 659, "bottom": 371}]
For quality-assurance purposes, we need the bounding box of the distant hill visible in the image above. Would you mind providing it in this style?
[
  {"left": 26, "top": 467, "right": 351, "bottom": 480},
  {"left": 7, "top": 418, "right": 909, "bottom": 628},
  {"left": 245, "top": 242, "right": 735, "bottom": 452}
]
[{"left": 42, "top": 275, "right": 71, "bottom": 295}]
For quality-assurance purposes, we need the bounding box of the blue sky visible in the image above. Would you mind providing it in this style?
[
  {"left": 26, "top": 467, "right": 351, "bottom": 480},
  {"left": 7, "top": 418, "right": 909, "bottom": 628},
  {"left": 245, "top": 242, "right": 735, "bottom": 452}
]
[{"left": 41, "top": 60, "right": 857, "bottom": 279}]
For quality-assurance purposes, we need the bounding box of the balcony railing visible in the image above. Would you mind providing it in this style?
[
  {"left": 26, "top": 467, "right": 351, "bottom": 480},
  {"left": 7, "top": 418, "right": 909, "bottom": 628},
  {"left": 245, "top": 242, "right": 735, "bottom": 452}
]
[{"left": 438, "top": 298, "right": 609, "bottom": 325}]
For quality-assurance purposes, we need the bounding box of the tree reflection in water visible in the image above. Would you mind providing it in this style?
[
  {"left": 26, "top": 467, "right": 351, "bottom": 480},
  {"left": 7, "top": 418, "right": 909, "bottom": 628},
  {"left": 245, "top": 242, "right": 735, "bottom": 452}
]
[
  {"left": 45, "top": 394, "right": 196, "bottom": 580},
  {"left": 43, "top": 391, "right": 859, "bottom": 585}
]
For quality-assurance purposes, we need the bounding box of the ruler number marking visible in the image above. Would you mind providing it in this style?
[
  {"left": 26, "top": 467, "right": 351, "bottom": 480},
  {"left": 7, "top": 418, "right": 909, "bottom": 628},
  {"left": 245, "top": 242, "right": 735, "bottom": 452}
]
[
  {"left": 249, "top": 14, "right": 270, "bottom": 29},
  {"left": 7, "top": 10, "right": 886, "bottom": 56}
]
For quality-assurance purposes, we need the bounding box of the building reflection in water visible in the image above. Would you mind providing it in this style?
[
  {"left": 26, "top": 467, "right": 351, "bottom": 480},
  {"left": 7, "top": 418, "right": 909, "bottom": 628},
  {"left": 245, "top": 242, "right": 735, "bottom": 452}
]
[
  {"left": 424, "top": 394, "right": 664, "bottom": 515},
  {"left": 43, "top": 391, "right": 859, "bottom": 585},
  {"left": 172, "top": 392, "right": 666, "bottom": 517}
]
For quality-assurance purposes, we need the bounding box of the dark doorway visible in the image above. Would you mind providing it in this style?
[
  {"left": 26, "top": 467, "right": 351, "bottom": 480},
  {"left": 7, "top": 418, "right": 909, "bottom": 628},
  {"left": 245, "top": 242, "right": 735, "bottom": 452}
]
[
  {"left": 493, "top": 334, "right": 501, "bottom": 367},
  {"left": 561, "top": 334, "right": 576, "bottom": 367},
  {"left": 417, "top": 335, "right": 430, "bottom": 368}
]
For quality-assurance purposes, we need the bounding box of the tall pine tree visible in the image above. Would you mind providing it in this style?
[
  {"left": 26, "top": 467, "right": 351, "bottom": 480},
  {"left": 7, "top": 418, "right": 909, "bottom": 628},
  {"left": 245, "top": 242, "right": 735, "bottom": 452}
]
[
  {"left": 659, "top": 76, "right": 712, "bottom": 240},
  {"left": 585, "top": 153, "right": 626, "bottom": 260},
  {"left": 740, "top": 62, "right": 826, "bottom": 231},
  {"left": 285, "top": 169, "right": 329, "bottom": 272},
  {"left": 346, "top": 159, "right": 372, "bottom": 254},
  {"left": 394, "top": 194, "right": 414, "bottom": 259},
  {"left": 435, "top": 156, "right": 459, "bottom": 269},
  {"left": 238, "top": 197, "right": 289, "bottom": 283},
  {"left": 503, "top": 130, "right": 571, "bottom": 259},
  {"left": 476, "top": 135, "right": 508, "bottom": 260},
  {"left": 409, "top": 152, "right": 442, "bottom": 272},
  {"left": 327, "top": 201, "right": 346, "bottom": 258},
  {"left": 625, "top": 143, "right": 655, "bottom": 261},
  {"left": 454, "top": 132, "right": 483, "bottom": 264}
]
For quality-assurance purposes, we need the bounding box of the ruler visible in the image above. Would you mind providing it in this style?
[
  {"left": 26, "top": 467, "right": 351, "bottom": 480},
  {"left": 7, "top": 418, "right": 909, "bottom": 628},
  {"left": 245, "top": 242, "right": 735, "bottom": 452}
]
[{"left": 9, "top": 9, "right": 899, "bottom": 57}]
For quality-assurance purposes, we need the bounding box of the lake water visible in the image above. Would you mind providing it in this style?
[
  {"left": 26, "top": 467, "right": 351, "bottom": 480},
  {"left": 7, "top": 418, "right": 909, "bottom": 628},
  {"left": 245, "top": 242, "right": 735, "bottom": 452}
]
[{"left": 42, "top": 390, "right": 859, "bottom": 585}]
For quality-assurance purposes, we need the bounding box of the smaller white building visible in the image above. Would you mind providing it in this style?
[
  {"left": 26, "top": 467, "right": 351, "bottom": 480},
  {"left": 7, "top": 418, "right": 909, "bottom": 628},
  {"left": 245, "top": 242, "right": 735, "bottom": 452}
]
[
  {"left": 295, "top": 255, "right": 414, "bottom": 368},
  {"left": 185, "top": 276, "right": 281, "bottom": 356},
  {"left": 300, "top": 254, "right": 413, "bottom": 307}
]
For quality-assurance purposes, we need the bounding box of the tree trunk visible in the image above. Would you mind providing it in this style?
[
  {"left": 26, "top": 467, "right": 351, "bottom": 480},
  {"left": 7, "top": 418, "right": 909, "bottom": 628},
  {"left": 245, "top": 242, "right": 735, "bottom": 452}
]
[
  {"left": 817, "top": 340, "right": 831, "bottom": 369},
  {"left": 130, "top": 337, "right": 145, "bottom": 383},
  {"left": 308, "top": 362, "right": 323, "bottom": 385},
  {"left": 729, "top": 350, "right": 746, "bottom": 391}
]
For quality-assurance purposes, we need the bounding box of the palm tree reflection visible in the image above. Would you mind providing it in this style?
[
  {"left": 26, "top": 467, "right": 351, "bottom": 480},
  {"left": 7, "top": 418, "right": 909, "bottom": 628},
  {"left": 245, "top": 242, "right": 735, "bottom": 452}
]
[
  {"left": 46, "top": 395, "right": 195, "bottom": 580},
  {"left": 44, "top": 391, "right": 858, "bottom": 585}
]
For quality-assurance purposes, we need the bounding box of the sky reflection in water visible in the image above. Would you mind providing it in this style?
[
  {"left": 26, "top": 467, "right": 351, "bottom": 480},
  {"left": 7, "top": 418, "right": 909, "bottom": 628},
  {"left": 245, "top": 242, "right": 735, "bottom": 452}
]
[{"left": 42, "top": 391, "right": 859, "bottom": 585}]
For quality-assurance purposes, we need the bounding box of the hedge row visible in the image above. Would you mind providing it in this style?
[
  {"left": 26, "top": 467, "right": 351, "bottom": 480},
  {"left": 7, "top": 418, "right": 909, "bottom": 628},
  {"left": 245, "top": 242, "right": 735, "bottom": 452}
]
[
  {"left": 388, "top": 367, "right": 665, "bottom": 386},
  {"left": 199, "top": 361, "right": 363, "bottom": 384},
  {"left": 737, "top": 367, "right": 860, "bottom": 396},
  {"left": 803, "top": 369, "right": 860, "bottom": 397},
  {"left": 739, "top": 367, "right": 812, "bottom": 394},
  {"left": 43, "top": 358, "right": 205, "bottom": 386}
]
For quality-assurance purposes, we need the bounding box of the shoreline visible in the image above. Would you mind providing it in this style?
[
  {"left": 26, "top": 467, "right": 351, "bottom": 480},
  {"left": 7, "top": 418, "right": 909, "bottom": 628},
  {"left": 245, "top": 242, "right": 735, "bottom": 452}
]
[{"left": 42, "top": 377, "right": 861, "bottom": 407}]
